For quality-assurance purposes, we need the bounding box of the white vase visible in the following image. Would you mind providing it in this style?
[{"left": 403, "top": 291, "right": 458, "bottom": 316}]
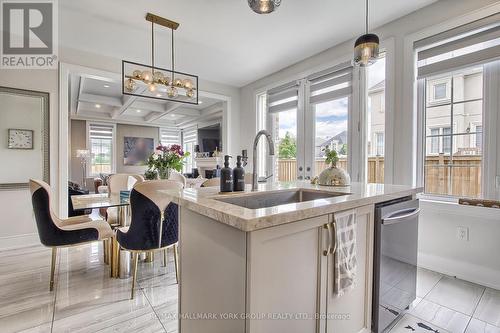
[{"left": 318, "top": 166, "right": 351, "bottom": 186}]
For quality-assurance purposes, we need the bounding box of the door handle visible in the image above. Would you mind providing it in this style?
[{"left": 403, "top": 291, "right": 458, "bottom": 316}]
[
  {"left": 382, "top": 208, "right": 420, "bottom": 225},
  {"left": 330, "top": 221, "right": 337, "bottom": 255},
  {"left": 323, "top": 223, "right": 332, "bottom": 256}
]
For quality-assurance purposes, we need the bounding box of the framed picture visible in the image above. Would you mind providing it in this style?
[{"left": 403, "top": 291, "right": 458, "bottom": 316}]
[
  {"left": 8, "top": 129, "right": 34, "bottom": 149},
  {"left": 123, "top": 137, "right": 154, "bottom": 166}
]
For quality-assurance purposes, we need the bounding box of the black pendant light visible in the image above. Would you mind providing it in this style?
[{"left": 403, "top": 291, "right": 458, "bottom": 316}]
[
  {"left": 353, "top": 0, "right": 379, "bottom": 66},
  {"left": 248, "top": 0, "right": 281, "bottom": 14}
]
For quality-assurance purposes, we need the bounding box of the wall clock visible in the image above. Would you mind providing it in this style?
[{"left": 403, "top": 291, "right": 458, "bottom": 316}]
[{"left": 8, "top": 129, "right": 34, "bottom": 149}]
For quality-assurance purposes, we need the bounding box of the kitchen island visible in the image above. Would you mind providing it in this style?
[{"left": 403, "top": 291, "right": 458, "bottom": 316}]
[{"left": 161, "top": 181, "right": 422, "bottom": 333}]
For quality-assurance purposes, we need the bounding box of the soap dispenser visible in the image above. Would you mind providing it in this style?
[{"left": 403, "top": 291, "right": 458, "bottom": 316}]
[
  {"left": 220, "top": 155, "right": 233, "bottom": 192},
  {"left": 233, "top": 155, "right": 245, "bottom": 192}
]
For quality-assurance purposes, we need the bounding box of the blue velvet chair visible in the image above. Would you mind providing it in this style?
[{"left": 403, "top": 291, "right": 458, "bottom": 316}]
[
  {"left": 116, "top": 180, "right": 183, "bottom": 299},
  {"left": 30, "top": 179, "right": 113, "bottom": 291}
]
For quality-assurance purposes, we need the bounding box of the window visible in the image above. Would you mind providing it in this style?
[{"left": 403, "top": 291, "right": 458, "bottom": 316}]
[
  {"left": 475, "top": 125, "right": 483, "bottom": 150},
  {"left": 430, "top": 128, "right": 439, "bottom": 154},
  {"left": 433, "top": 83, "right": 447, "bottom": 100},
  {"left": 367, "top": 54, "right": 386, "bottom": 183},
  {"left": 376, "top": 133, "right": 384, "bottom": 156},
  {"left": 160, "top": 128, "right": 181, "bottom": 146},
  {"left": 88, "top": 123, "right": 115, "bottom": 176},
  {"left": 182, "top": 126, "right": 197, "bottom": 173},
  {"left": 423, "top": 68, "right": 483, "bottom": 197}
]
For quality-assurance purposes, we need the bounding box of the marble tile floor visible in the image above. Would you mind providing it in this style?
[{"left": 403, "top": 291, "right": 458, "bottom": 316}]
[
  {"left": 1, "top": 243, "right": 499, "bottom": 333},
  {"left": 386, "top": 267, "right": 500, "bottom": 333},
  {"left": 0, "top": 243, "right": 178, "bottom": 333}
]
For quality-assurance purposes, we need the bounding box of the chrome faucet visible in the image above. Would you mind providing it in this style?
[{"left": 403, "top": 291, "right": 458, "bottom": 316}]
[{"left": 252, "top": 130, "right": 275, "bottom": 191}]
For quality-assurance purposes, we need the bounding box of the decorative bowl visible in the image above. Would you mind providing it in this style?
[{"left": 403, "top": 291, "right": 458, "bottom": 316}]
[{"left": 318, "top": 166, "right": 351, "bottom": 186}]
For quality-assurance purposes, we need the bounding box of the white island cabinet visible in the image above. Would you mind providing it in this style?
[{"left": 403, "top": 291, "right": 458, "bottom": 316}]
[{"left": 162, "top": 182, "right": 421, "bottom": 333}]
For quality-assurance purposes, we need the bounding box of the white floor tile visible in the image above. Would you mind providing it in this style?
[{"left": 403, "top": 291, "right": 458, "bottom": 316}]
[
  {"left": 426, "top": 276, "right": 485, "bottom": 315},
  {"left": 389, "top": 313, "right": 450, "bottom": 333},
  {"left": 466, "top": 319, "right": 500, "bottom": 333},
  {"left": 411, "top": 298, "right": 471, "bottom": 333},
  {"left": 474, "top": 288, "right": 500, "bottom": 327}
]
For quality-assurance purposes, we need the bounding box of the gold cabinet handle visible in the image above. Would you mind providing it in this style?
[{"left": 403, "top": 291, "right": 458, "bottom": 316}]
[
  {"left": 323, "top": 223, "right": 332, "bottom": 256},
  {"left": 330, "top": 221, "right": 337, "bottom": 255}
]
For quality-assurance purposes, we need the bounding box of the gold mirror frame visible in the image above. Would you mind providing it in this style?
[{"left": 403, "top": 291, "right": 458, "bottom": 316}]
[{"left": 0, "top": 86, "right": 50, "bottom": 190}]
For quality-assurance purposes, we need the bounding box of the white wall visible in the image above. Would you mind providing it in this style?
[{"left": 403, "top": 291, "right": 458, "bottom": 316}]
[
  {"left": 418, "top": 200, "right": 500, "bottom": 290},
  {"left": 0, "top": 69, "right": 59, "bottom": 249}
]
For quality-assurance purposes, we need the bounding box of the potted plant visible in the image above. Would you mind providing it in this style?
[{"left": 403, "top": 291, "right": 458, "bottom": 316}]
[
  {"left": 317, "top": 146, "right": 351, "bottom": 186},
  {"left": 146, "top": 144, "right": 190, "bottom": 180}
]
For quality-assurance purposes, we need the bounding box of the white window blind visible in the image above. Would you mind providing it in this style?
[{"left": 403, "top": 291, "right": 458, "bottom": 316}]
[
  {"left": 308, "top": 63, "right": 353, "bottom": 104},
  {"left": 267, "top": 81, "right": 300, "bottom": 114},
  {"left": 182, "top": 126, "right": 198, "bottom": 145},
  {"left": 88, "top": 123, "right": 114, "bottom": 175},
  {"left": 89, "top": 123, "right": 114, "bottom": 140},
  {"left": 160, "top": 128, "right": 181, "bottom": 146},
  {"left": 416, "top": 14, "right": 500, "bottom": 79}
]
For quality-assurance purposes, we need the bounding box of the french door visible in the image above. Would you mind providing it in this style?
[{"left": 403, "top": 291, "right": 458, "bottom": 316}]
[{"left": 266, "top": 63, "right": 360, "bottom": 183}]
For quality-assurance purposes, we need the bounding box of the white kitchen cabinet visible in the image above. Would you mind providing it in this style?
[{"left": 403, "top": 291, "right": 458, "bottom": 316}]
[
  {"left": 246, "top": 204, "right": 374, "bottom": 333},
  {"left": 179, "top": 204, "right": 374, "bottom": 333}
]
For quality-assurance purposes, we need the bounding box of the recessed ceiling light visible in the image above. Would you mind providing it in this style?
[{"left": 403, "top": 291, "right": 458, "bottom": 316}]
[
  {"left": 95, "top": 104, "right": 101, "bottom": 108},
  {"left": 103, "top": 84, "right": 110, "bottom": 88},
  {"left": 198, "top": 101, "right": 203, "bottom": 105},
  {"left": 156, "top": 93, "right": 162, "bottom": 97},
  {"left": 136, "top": 109, "right": 142, "bottom": 113},
  {"left": 170, "top": 114, "right": 176, "bottom": 117}
]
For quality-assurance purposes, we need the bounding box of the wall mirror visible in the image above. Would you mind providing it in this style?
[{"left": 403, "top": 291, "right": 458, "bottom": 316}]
[{"left": 0, "top": 86, "right": 50, "bottom": 190}]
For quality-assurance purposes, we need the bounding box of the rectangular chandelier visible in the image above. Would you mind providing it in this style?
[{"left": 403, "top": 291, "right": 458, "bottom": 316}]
[{"left": 121, "top": 13, "right": 199, "bottom": 105}]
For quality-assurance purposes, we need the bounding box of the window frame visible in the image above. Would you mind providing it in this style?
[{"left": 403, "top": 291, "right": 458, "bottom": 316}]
[{"left": 86, "top": 121, "right": 117, "bottom": 177}]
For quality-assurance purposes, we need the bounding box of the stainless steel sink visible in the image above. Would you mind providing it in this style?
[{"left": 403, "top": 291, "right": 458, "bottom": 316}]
[{"left": 214, "top": 189, "right": 350, "bottom": 210}]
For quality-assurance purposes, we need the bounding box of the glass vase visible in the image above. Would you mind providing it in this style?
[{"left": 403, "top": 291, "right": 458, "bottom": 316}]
[{"left": 158, "top": 167, "right": 171, "bottom": 180}]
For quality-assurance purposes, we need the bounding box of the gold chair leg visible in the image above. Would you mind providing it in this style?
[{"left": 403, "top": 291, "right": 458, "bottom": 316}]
[
  {"left": 131, "top": 252, "right": 139, "bottom": 300},
  {"left": 49, "top": 248, "right": 57, "bottom": 291},
  {"left": 162, "top": 248, "right": 167, "bottom": 267},
  {"left": 173, "top": 244, "right": 179, "bottom": 284},
  {"left": 145, "top": 251, "right": 153, "bottom": 262}
]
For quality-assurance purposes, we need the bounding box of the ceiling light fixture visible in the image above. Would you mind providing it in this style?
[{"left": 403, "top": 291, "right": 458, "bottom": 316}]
[
  {"left": 353, "top": 0, "right": 379, "bottom": 67},
  {"left": 95, "top": 104, "right": 101, "bottom": 108},
  {"left": 136, "top": 109, "right": 142, "bottom": 113},
  {"left": 103, "top": 84, "right": 110, "bottom": 88},
  {"left": 248, "top": 0, "right": 281, "bottom": 14},
  {"left": 122, "top": 13, "right": 198, "bottom": 105}
]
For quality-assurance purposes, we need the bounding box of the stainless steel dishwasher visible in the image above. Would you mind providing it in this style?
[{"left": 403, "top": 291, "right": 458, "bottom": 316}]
[{"left": 372, "top": 197, "right": 420, "bottom": 333}]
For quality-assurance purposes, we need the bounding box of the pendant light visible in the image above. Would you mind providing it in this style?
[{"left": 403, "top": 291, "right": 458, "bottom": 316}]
[
  {"left": 353, "top": 0, "right": 379, "bottom": 66},
  {"left": 248, "top": 0, "right": 281, "bottom": 14}
]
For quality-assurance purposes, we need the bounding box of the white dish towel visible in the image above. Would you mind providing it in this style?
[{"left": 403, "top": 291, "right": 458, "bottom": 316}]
[{"left": 333, "top": 209, "right": 357, "bottom": 297}]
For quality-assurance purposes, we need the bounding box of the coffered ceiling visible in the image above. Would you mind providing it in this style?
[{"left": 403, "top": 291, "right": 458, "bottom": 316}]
[
  {"left": 59, "top": 0, "right": 438, "bottom": 87},
  {"left": 70, "top": 72, "right": 224, "bottom": 129}
]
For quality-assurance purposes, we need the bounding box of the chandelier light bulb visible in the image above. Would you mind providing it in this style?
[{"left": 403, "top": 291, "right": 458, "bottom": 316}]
[
  {"left": 132, "top": 70, "right": 142, "bottom": 79},
  {"left": 142, "top": 70, "right": 153, "bottom": 83},
  {"left": 186, "top": 88, "right": 195, "bottom": 99},
  {"left": 167, "top": 86, "right": 178, "bottom": 98},
  {"left": 183, "top": 79, "right": 194, "bottom": 90},
  {"left": 173, "top": 78, "right": 183, "bottom": 88},
  {"left": 148, "top": 83, "right": 157, "bottom": 92},
  {"left": 124, "top": 78, "right": 136, "bottom": 92},
  {"left": 153, "top": 71, "right": 164, "bottom": 83}
]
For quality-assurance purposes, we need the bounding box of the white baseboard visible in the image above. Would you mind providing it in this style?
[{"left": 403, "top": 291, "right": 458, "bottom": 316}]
[
  {"left": 418, "top": 252, "right": 500, "bottom": 290},
  {"left": 0, "top": 233, "right": 40, "bottom": 251}
]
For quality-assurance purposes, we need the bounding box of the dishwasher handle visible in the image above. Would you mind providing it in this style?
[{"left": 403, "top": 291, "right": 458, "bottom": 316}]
[{"left": 382, "top": 208, "right": 420, "bottom": 225}]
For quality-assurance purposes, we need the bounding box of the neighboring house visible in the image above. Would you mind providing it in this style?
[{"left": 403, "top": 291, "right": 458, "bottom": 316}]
[
  {"left": 425, "top": 67, "right": 483, "bottom": 156},
  {"left": 316, "top": 130, "right": 347, "bottom": 157},
  {"left": 368, "top": 80, "right": 385, "bottom": 157}
]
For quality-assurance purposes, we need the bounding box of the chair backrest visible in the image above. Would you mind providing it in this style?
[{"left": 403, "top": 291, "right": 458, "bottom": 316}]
[
  {"left": 108, "top": 174, "right": 144, "bottom": 196},
  {"left": 29, "top": 179, "right": 98, "bottom": 246},
  {"left": 120, "top": 180, "right": 183, "bottom": 251},
  {"left": 201, "top": 177, "right": 220, "bottom": 187},
  {"left": 169, "top": 171, "right": 187, "bottom": 188}
]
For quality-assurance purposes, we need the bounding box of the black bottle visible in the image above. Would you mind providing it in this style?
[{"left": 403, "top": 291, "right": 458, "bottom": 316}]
[
  {"left": 233, "top": 156, "right": 245, "bottom": 192},
  {"left": 220, "top": 155, "right": 233, "bottom": 192}
]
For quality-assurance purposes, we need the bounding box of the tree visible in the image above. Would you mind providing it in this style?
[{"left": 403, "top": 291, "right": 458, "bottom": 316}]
[{"left": 278, "top": 132, "right": 297, "bottom": 159}]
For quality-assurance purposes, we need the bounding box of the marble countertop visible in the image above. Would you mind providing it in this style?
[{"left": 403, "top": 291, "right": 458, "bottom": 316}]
[{"left": 160, "top": 181, "right": 423, "bottom": 232}]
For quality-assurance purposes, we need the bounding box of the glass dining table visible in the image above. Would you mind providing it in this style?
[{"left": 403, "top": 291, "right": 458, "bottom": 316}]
[{"left": 71, "top": 193, "right": 135, "bottom": 278}]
